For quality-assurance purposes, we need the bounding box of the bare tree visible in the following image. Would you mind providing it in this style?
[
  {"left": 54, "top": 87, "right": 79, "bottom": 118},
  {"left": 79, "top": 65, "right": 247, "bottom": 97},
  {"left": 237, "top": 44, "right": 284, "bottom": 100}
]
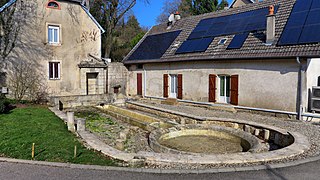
[
  {"left": 90, "top": 0, "right": 149, "bottom": 59},
  {"left": 8, "top": 61, "right": 48, "bottom": 102},
  {"left": 0, "top": 1, "right": 19, "bottom": 67}
]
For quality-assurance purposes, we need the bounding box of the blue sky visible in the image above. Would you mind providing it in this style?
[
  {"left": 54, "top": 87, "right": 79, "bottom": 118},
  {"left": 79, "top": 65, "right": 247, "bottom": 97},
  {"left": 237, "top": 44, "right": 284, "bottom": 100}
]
[{"left": 132, "top": 0, "right": 234, "bottom": 28}]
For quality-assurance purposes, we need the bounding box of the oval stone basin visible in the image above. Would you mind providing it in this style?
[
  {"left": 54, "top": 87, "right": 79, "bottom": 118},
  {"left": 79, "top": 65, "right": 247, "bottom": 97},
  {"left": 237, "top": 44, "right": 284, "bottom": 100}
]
[
  {"left": 158, "top": 130, "right": 250, "bottom": 154},
  {"left": 149, "top": 125, "right": 267, "bottom": 155}
]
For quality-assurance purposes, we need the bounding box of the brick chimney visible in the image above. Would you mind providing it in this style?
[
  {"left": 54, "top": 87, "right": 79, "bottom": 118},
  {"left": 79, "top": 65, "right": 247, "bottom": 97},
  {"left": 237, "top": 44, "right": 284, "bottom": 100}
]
[{"left": 266, "top": 5, "right": 275, "bottom": 45}]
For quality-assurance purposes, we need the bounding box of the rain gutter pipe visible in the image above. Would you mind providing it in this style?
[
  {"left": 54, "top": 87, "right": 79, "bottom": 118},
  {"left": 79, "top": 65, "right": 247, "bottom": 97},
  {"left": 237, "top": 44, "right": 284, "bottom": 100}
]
[{"left": 296, "top": 57, "right": 303, "bottom": 121}]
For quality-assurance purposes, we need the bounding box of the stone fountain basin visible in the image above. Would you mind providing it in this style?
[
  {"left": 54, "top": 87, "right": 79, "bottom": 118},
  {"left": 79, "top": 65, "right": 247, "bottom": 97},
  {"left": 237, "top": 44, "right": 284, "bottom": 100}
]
[{"left": 149, "top": 125, "right": 269, "bottom": 155}]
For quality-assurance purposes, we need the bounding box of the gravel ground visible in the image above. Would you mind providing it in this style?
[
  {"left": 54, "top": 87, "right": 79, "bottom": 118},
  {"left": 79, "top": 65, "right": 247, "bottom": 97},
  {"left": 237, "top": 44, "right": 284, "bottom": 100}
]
[{"left": 138, "top": 99, "right": 320, "bottom": 165}]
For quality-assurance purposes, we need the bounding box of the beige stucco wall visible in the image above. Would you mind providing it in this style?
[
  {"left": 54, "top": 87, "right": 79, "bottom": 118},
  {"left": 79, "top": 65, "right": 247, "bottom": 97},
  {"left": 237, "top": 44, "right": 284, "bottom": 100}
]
[
  {"left": 127, "top": 59, "right": 300, "bottom": 112},
  {"left": 6, "top": 0, "right": 102, "bottom": 97}
]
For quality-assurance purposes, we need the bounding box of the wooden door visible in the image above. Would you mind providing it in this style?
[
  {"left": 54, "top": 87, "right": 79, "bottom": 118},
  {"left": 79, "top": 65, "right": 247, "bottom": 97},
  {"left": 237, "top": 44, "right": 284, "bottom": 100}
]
[
  {"left": 230, "top": 75, "right": 239, "bottom": 105},
  {"left": 163, "top": 74, "right": 169, "bottom": 98},
  {"left": 137, "top": 73, "right": 142, "bottom": 96},
  {"left": 209, "top": 74, "right": 216, "bottom": 102},
  {"left": 177, "top": 74, "right": 183, "bottom": 99}
]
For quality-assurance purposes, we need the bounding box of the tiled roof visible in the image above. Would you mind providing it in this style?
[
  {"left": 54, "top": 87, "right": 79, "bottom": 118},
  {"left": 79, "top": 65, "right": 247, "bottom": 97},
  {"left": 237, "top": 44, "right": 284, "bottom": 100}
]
[{"left": 123, "top": 0, "right": 320, "bottom": 64}]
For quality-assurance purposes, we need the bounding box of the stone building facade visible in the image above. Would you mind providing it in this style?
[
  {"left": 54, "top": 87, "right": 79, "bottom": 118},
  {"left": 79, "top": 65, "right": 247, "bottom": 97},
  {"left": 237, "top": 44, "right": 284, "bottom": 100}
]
[{"left": 1, "top": 0, "right": 107, "bottom": 98}]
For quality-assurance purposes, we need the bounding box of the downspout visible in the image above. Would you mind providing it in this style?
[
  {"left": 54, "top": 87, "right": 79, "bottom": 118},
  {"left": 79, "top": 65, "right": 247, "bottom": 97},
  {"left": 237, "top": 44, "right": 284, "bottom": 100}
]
[
  {"left": 296, "top": 57, "right": 303, "bottom": 120},
  {"left": 143, "top": 66, "right": 146, "bottom": 97}
]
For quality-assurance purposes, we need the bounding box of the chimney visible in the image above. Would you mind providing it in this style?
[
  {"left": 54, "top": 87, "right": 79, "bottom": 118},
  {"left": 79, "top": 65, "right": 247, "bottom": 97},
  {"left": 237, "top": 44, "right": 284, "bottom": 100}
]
[
  {"left": 86, "top": 0, "right": 90, "bottom": 10},
  {"left": 266, "top": 5, "right": 275, "bottom": 45},
  {"left": 82, "top": 0, "right": 90, "bottom": 10}
]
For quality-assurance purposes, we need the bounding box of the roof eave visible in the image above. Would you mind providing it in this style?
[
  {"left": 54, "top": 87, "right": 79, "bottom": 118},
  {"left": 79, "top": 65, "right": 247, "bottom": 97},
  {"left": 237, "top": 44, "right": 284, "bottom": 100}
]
[
  {"left": 0, "top": 0, "right": 17, "bottom": 13},
  {"left": 123, "top": 55, "right": 320, "bottom": 65}
]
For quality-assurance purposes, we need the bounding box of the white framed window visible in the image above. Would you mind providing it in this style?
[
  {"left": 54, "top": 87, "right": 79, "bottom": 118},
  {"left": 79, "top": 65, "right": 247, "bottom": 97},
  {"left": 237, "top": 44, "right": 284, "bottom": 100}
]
[
  {"left": 48, "top": 62, "right": 60, "bottom": 80},
  {"left": 48, "top": 25, "right": 60, "bottom": 44}
]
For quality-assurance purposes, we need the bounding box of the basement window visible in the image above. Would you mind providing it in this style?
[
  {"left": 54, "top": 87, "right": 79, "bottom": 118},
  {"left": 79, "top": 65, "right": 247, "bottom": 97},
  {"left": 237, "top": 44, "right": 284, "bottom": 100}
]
[
  {"left": 218, "top": 38, "right": 227, "bottom": 45},
  {"left": 47, "top": 1, "right": 60, "bottom": 10}
]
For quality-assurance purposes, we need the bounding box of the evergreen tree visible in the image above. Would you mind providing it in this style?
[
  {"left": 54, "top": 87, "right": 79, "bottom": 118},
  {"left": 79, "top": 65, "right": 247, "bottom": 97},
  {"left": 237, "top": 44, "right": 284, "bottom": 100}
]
[{"left": 188, "top": 0, "right": 219, "bottom": 15}]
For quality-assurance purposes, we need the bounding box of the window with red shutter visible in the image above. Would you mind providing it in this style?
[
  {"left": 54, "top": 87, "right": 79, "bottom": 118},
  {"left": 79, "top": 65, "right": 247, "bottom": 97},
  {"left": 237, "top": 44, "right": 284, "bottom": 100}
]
[
  {"left": 163, "top": 74, "right": 168, "bottom": 98},
  {"left": 137, "top": 73, "right": 142, "bottom": 96},
  {"left": 177, "top": 74, "right": 183, "bottom": 99},
  {"left": 230, "top": 75, "right": 239, "bottom": 105},
  {"left": 209, "top": 74, "right": 217, "bottom": 102}
]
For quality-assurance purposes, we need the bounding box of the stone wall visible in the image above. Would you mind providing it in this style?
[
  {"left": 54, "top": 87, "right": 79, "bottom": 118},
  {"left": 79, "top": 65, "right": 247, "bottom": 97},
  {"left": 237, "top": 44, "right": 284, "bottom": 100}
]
[
  {"left": 49, "top": 94, "right": 113, "bottom": 109},
  {"left": 107, "top": 63, "right": 128, "bottom": 95}
]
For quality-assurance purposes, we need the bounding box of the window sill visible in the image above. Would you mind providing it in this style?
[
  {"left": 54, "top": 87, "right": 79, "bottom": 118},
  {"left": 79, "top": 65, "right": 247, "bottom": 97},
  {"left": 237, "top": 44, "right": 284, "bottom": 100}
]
[
  {"left": 45, "top": 43, "right": 62, "bottom": 46},
  {"left": 49, "top": 78, "right": 60, "bottom": 80}
]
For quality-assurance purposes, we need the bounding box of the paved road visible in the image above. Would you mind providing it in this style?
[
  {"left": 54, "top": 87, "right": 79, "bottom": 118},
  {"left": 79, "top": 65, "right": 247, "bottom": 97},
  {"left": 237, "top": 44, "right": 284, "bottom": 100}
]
[{"left": 0, "top": 160, "right": 319, "bottom": 180}]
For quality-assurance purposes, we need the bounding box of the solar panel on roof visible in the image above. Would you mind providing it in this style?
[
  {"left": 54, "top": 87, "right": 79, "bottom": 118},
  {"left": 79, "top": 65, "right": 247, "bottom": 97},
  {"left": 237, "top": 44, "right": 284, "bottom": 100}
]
[
  {"left": 127, "top": 30, "right": 181, "bottom": 61},
  {"left": 176, "top": 37, "right": 214, "bottom": 54},
  {"left": 278, "top": 27, "right": 302, "bottom": 45},
  {"left": 227, "top": 32, "right": 249, "bottom": 49},
  {"left": 278, "top": 0, "right": 320, "bottom": 46},
  {"left": 311, "top": 0, "right": 320, "bottom": 10},
  {"left": 176, "top": 5, "right": 279, "bottom": 54},
  {"left": 299, "top": 24, "right": 320, "bottom": 44},
  {"left": 292, "top": 0, "right": 312, "bottom": 12},
  {"left": 305, "top": 10, "right": 320, "bottom": 25},
  {"left": 285, "top": 11, "right": 309, "bottom": 28}
]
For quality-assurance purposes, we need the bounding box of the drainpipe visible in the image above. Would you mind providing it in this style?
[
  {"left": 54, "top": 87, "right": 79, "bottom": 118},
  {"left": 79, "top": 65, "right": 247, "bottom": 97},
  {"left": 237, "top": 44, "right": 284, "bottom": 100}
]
[
  {"left": 296, "top": 57, "right": 303, "bottom": 120},
  {"left": 143, "top": 66, "right": 147, "bottom": 97}
]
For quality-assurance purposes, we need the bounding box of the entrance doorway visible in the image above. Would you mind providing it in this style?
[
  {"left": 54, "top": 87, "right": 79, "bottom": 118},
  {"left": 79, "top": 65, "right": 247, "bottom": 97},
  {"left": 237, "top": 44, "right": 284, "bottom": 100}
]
[
  {"left": 169, "top": 74, "right": 178, "bottom": 98},
  {"left": 86, "top": 73, "right": 98, "bottom": 95},
  {"left": 219, "top": 75, "right": 230, "bottom": 103}
]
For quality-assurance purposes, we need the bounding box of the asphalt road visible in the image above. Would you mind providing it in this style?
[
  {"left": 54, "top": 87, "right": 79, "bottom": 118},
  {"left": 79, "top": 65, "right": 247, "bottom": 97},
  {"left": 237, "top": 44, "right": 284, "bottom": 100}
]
[{"left": 0, "top": 160, "right": 320, "bottom": 180}]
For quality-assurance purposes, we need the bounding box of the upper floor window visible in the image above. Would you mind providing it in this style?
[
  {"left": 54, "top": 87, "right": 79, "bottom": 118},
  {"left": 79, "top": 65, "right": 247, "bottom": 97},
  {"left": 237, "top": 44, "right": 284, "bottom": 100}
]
[
  {"left": 48, "top": 25, "right": 60, "bottom": 44},
  {"left": 47, "top": 1, "right": 60, "bottom": 10}
]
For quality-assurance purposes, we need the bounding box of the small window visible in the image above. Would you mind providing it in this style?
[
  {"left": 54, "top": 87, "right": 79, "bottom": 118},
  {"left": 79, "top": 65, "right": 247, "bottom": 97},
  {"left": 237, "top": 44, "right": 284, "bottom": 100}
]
[
  {"left": 49, "top": 62, "right": 60, "bottom": 80},
  {"left": 218, "top": 38, "right": 227, "bottom": 45},
  {"left": 47, "top": 1, "right": 60, "bottom": 9},
  {"left": 137, "top": 64, "right": 143, "bottom": 69},
  {"left": 48, "top": 25, "right": 60, "bottom": 44}
]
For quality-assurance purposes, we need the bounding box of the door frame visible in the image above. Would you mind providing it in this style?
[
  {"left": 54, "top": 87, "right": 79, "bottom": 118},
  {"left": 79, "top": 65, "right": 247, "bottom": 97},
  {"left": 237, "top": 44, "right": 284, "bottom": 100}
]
[
  {"left": 169, "top": 74, "right": 178, "bottom": 98},
  {"left": 218, "top": 75, "right": 231, "bottom": 104}
]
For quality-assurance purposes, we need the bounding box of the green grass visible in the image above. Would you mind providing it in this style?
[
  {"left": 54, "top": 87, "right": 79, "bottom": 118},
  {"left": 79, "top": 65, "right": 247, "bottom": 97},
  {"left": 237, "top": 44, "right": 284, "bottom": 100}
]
[{"left": 0, "top": 106, "right": 116, "bottom": 166}]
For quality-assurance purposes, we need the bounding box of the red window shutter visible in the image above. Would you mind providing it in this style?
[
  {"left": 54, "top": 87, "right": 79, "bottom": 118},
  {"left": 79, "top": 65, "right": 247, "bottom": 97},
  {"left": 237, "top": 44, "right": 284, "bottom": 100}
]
[
  {"left": 209, "top": 74, "right": 217, "bottom": 102},
  {"left": 177, "top": 74, "right": 183, "bottom": 99},
  {"left": 163, "top": 74, "right": 168, "bottom": 98},
  {"left": 230, "top": 75, "right": 239, "bottom": 105},
  {"left": 137, "top": 73, "right": 142, "bottom": 96},
  {"left": 49, "top": 62, "right": 53, "bottom": 79}
]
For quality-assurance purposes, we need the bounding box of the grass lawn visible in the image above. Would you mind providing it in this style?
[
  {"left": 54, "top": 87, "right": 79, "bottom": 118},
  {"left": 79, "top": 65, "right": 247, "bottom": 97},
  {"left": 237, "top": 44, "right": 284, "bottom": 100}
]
[{"left": 0, "top": 106, "right": 116, "bottom": 166}]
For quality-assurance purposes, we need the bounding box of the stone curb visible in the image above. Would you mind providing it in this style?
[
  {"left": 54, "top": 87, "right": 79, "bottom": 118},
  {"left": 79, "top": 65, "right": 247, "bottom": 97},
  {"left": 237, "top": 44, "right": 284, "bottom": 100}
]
[{"left": 0, "top": 155, "right": 320, "bottom": 174}]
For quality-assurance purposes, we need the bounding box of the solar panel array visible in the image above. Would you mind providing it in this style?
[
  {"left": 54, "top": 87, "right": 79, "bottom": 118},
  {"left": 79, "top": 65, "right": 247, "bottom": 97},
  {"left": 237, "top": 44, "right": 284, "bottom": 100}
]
[
  {"left": 127, "top": 30, "right": 181, "bottom": 61},
  {"left": 227, "top": 32, "right": 250, "bottom": 49},
  {"left": 176, "top": 6, "right": 279, "bottom": 54},
  {"left": 278, "top": 0, "right": 320, "bottom": 45}
]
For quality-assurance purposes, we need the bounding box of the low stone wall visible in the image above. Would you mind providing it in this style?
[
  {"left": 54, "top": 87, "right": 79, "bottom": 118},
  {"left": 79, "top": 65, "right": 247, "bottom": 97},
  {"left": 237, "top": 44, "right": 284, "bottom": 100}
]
[
  {"left": 127, "top": 101, "right": 295, "bottom": 149},
  {"left": 49, "top": 94, "right": 114, "bottom": 109}
]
